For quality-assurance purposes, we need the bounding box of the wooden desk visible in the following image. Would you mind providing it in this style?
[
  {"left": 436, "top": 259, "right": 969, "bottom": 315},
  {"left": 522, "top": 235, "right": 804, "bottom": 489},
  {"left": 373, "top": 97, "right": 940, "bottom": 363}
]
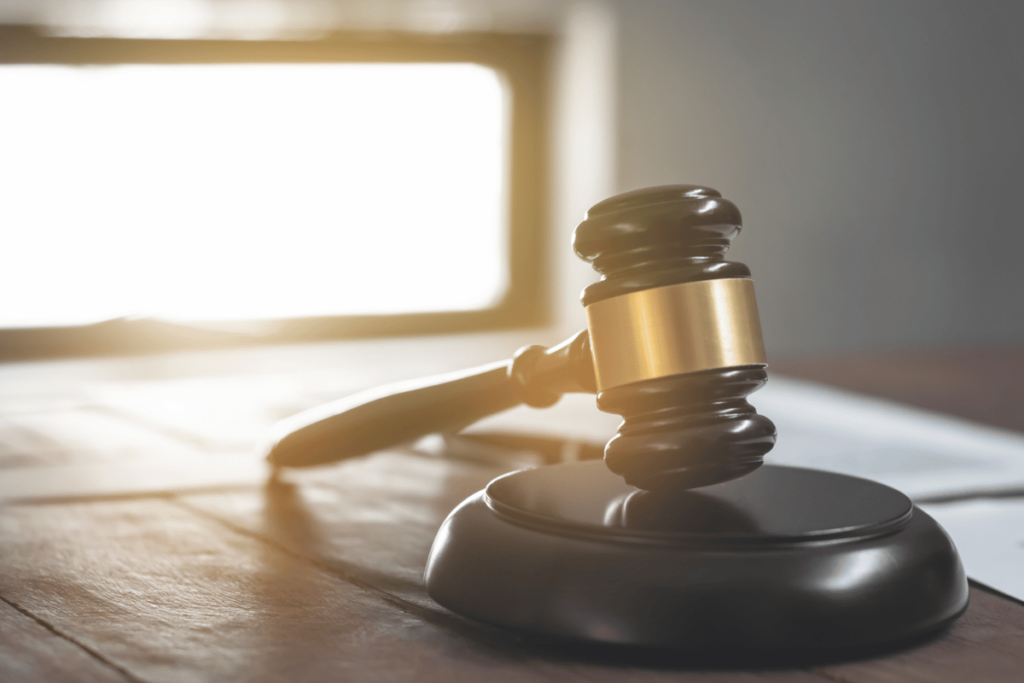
[{"left": 2, "top": 344, "right": 1022, "bottom": 682}]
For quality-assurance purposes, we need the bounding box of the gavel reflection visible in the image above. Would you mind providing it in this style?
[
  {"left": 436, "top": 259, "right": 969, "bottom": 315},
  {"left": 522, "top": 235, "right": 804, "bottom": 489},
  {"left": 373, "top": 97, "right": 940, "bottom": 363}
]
[{"left": 266, "top": 185, "right": 777, "bottom": 492}]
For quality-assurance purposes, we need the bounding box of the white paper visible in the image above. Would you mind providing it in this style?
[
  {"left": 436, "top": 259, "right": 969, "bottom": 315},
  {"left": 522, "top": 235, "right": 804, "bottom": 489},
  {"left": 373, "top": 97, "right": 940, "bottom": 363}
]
[
  {"left": 920, "top": 499, "right": 1024, "bottom": 602},
  {"left": 756, "top": 377, "right": 1024, "bottom": 500}
]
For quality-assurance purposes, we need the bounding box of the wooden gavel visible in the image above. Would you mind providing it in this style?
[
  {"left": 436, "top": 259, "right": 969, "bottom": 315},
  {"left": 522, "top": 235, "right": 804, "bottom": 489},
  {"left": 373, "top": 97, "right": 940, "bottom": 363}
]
[{"left": 266, "top": 185, "right": 777, "bottom": 492}]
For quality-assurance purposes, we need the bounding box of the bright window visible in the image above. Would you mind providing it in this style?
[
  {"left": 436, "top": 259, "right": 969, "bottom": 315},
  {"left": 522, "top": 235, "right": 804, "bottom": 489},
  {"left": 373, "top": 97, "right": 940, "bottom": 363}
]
[{"left": 0, "top": 62, "right": 508, "bottom": 327}]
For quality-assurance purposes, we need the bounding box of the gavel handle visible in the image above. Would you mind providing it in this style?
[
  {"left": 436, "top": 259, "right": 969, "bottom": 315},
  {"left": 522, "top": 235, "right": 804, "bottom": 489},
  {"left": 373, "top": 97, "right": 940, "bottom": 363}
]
[{"left": 265, "top": 330, "right": 596, "bottom": 468}]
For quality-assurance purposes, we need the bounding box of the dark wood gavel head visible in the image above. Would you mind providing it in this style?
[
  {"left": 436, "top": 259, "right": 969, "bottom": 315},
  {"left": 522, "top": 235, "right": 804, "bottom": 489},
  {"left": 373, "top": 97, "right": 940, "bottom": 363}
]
[{"left": 573, "top": 184, "right": 777, "bottom": 492}]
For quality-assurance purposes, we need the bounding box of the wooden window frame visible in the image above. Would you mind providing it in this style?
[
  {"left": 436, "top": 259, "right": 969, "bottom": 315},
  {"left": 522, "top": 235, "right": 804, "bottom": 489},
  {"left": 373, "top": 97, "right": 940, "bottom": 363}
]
[{"left": 0, "top": 26, "right": 551, "bottom": 361}]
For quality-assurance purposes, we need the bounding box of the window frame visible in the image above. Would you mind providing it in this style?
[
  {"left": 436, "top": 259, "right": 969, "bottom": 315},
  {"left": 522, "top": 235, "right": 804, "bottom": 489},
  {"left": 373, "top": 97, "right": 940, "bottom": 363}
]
[{"left": 0, "top": 25, "right": 551, "bottom": 361}]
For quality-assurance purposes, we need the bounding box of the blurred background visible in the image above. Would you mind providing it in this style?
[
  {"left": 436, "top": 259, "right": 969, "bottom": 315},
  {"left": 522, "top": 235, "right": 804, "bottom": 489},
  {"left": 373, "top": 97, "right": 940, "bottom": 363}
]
[{"left": 2, "top": 0, "right": 1023, "bottom": 361}]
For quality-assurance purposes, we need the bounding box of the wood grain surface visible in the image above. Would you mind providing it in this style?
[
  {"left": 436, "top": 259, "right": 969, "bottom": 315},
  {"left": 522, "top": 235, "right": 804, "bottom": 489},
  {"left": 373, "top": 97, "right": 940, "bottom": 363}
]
[
  {"left": 0, "top": 598, "right": 130, "bottom": 683},
  {"left": 1, "top": 343, "right": 1022, "bottom": 682},
  {"left": 0, "top": 491, "right": 823, "bottom": 683}
]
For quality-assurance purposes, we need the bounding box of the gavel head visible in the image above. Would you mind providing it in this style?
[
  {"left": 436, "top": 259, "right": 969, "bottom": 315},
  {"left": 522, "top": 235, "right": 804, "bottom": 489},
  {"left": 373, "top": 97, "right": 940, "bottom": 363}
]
[{"left": 573, "top": 185, "right": 777, "bottom": 492}]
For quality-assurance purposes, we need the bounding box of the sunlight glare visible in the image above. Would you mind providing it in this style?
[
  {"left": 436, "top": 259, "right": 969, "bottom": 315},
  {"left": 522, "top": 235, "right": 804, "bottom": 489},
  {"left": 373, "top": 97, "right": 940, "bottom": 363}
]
[{"left": 0, "top": 63, "right": 508, "bottom": 327}]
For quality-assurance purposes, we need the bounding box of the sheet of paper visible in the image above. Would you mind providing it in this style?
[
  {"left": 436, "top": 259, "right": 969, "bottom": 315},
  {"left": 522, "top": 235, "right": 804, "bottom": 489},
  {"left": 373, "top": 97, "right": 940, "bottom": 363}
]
[
  {"left": 920, "top": 499, "right": 1024, "bottom": 603},
  {"left": 756, "top": 377, "right": 1024, "bottom": 500}
]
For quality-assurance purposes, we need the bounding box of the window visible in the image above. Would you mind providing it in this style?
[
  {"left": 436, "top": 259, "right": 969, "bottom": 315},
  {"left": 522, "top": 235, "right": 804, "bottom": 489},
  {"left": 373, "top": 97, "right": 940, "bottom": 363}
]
[{"left": 0, "top": 27, "right": 549, "bottom": 359}]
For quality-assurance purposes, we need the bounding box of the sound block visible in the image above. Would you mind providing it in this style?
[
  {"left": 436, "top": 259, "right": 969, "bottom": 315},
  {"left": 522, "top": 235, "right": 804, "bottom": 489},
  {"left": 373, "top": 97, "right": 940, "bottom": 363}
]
[{"left": 425, "top": 462, "right": 968, "bottom": 650}]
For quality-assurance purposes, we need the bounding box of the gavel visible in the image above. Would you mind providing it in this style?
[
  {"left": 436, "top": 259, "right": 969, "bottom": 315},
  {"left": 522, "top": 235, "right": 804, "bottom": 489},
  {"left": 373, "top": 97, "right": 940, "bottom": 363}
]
[
  {"left": 267, "top": 185, "right": 969, "bottom": 651},
  {"left": 267, "top": 184, "right": 777, "bottom": 492}
]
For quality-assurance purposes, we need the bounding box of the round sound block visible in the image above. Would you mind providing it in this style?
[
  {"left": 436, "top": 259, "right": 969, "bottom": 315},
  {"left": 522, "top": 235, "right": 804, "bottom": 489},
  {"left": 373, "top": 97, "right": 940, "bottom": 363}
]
[{"left": 425, "top": 462, "right": 968, "bottom": 650}]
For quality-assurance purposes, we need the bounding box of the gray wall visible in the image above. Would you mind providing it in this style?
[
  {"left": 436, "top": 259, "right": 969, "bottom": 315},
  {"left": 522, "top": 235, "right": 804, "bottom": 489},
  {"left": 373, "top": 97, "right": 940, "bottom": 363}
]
[{"left": 615, "top": 0, "right": 1024, "bottom": 356}]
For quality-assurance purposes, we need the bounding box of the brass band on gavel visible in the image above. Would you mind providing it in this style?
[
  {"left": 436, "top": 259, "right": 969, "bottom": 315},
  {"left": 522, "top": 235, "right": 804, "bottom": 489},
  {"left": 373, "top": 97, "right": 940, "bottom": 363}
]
[{"left": 585, "top": 278, "right": 767, "bottom": 392}]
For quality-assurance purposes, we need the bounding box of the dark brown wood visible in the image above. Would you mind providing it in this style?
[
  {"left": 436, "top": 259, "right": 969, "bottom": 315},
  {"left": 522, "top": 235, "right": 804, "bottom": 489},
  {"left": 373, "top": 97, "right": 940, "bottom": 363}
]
[
  {"left": 598, "top": 367, "right": 775, "bottom": 491},
  {"left": 266, "top": 331, "right": 595, "bottom": 469},
  {"left": 573, "top": 185, "right": 749, "bottom": 305},
  {"left": 426, "top": 462, "right": 967, "bottom": 650},
  {"left": 574, "top": 186, "right": 776, "bottom": 491}
]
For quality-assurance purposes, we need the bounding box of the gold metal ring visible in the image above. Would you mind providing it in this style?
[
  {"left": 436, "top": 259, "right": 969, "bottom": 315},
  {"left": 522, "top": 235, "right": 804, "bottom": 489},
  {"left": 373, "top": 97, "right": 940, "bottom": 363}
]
[{"left": 585, "top": 278, "right": 767, "bottom": 391}]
